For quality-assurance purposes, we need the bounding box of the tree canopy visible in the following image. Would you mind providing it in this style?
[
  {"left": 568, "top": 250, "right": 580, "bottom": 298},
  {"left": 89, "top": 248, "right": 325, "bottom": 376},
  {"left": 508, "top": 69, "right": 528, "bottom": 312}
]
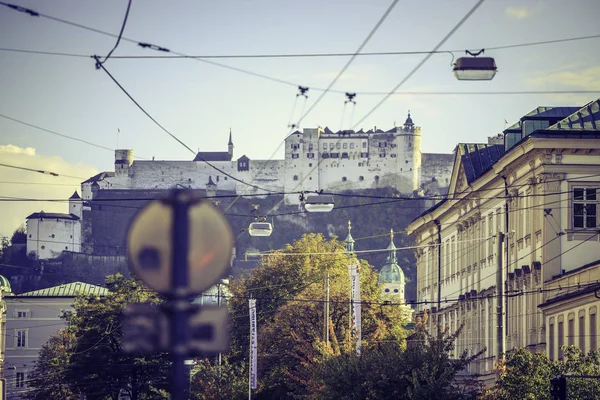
[
  {"left": 483, "top": 346, "right": 600, "bottom": 400},
  {"left": 228, "top": 233, "right": 411, "bottom": 398},
  {"left": 26, "top": 274, "right": 170, "bottom": 400}
]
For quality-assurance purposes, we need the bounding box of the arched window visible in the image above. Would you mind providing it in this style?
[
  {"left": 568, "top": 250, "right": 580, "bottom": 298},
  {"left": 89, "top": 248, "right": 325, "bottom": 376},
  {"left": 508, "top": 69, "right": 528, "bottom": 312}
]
[
  {"left": 359, "top": 176, "right": 364, "bottom": 181},
  {"left": 342, "top": 177, "right": 347, "bottom": 182},
  {"left": 375, "top": 175, "right": 380, "bottom": 182},
  {"left": 293, "top": 175, "right": 298, "bottom": 181}
]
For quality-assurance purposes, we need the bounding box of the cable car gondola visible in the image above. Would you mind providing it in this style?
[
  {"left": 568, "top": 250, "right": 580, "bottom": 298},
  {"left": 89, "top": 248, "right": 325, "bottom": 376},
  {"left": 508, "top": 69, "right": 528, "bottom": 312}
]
[
  {"left": 304, "top": 194, "right": 335, "bottom": 213},
  {"left": 248, "top": 221, "right": 273, "bottom": 237}
]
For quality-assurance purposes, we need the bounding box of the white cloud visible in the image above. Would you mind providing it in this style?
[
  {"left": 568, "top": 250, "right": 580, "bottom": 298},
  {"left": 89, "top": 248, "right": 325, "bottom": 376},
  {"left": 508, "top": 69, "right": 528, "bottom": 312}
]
[
  {"left": 0, "top": 145, "right": 97, "bottom": 238},
  {"left": 524, "top": 65, "right": 600, "bottom": 104},
  {"left": 505, "top": 6, "right": 531, "bottom": 19}
]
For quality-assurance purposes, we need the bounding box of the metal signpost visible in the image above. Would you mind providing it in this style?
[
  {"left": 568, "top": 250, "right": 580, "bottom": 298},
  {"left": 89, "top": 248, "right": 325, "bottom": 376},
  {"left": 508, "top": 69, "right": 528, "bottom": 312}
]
[{"left": 124, "top": 190, "right": 234, "bottom": 400}]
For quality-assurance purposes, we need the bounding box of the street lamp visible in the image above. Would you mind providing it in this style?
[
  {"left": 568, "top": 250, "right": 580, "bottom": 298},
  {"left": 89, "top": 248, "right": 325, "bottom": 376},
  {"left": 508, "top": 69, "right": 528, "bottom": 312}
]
[{"left": 453, "top": 49, "right": 497, "bottom": 81}]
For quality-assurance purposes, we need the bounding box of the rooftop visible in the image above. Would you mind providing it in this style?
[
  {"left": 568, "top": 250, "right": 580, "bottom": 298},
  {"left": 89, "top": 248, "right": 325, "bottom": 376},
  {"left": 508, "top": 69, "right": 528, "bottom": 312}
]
[
  {"left": 26, "top": 211, "right": 79, "bottom": 220},
  {"left": 17, "top": 282, "right": 108, "bottom": 297}
]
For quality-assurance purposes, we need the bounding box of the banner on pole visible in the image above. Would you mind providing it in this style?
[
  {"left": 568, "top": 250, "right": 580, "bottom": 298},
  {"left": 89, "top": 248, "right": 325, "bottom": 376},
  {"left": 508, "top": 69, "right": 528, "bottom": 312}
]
[
  {"left": 349, "top": 262, "right": 361, "bottom": 355},
  {"left": 249, "top": 299, "right": 258, "bottom": 390}
]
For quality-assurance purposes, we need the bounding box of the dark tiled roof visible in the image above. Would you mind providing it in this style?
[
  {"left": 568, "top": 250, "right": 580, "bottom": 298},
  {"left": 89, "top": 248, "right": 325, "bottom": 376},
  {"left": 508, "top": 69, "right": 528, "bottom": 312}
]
[
  {"left": 69, "top": 191, "right": 81, "bottom": 199},
  {"left": 323, "top": 127, "right": 335, "bottom": 135},
  {"left": 193, "top": 152, "right": 232, "bottom": 162},
  {"left": 26, "top": 212, "right": 79, "bottom": 220},
  {"left": 523, "top": 106, "right": 581, "bottom": 120},
  {"left": 538, "top": 283, "right": 600, "bottom": 308},
  {"left": 549, "top": 99, "right": 600, "bottom": 130},
  {"left": 457, "top": 143, "right": 505, "bottom": 184},
  {"left": 82, "top": 171, "right": 114, "bottom": 184}
]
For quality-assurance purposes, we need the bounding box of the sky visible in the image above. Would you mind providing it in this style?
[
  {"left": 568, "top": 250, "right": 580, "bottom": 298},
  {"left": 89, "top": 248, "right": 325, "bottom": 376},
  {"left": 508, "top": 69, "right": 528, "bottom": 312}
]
[{"left": 0, "top": 0, "right": 599, "bottom": 236}]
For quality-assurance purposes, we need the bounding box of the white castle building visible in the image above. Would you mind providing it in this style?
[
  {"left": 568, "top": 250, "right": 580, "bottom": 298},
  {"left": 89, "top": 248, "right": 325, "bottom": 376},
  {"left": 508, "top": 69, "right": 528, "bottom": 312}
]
[{"left": 80, "top": 114, "right": 452, "bottom": 204}]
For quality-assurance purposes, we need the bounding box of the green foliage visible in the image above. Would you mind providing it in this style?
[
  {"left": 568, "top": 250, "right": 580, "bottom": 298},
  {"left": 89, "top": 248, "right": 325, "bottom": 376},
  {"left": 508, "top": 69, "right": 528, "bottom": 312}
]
[
  {"left": 190, "top": 357, "right": 248, "bottom": 400},
  {"left": 26, "top": 274, "right": 170, "bottom": 400},
  {"left": 228, "top": 233, "right": 410, "bottom": 399},
  {"left": 484, "top": 346, "right": 600, "bottom": 400},
  {"left": 11, "top": 225, "right": 27, "bottom": 244},
  {"left": 312, "top": 323, "right": 483, "bottom": 400}
]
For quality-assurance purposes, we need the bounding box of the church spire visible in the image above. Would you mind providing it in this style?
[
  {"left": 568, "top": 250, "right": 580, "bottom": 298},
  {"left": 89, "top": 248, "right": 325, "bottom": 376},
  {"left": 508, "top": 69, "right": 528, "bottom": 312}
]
[
  {"left": 387, "top": 229, "right": 397, "bottom": 265},
  {"left": 228, "top": 128, "right": 234, "bottom": 157},
  {"left": 345, "top": 220, "right": 355, "bottom": 253}
]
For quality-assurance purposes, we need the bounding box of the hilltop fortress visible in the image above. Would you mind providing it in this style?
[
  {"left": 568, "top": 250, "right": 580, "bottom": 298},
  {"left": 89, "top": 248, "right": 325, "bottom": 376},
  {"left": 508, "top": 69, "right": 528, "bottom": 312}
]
[{"left": 82, "top": 113, "right": 454, "bottom": 204}]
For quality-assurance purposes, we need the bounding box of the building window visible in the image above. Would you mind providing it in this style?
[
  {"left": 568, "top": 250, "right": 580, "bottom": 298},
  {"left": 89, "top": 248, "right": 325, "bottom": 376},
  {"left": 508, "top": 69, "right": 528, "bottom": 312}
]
[
  {"left": 549, "top": 323, "right": 554, "bottom": 360},
  {"left": 362, "top": 142, "right": 367, "bottom": 148},
  {"left": 330, "top": 153, "right": 339, "bottom": 159},
  {"left": 579, "top": 315, "right": 585, "bottom": 351},
  {"left": 558, "top": 321, "right": 564, "bottom": 360},
  {"left": 390, "top": 154, "right": 396, "bottom": 158},
  {"left": 65, "top": 246, "right": 68, "bottom": 250},
  {"left": 51, "top": 234, "right": 55, "bottom": 238},
  {"left": 291, "top": 153, "right": 299, "bottom": 159},
  {"left": 379, "top": 154, "right": 385, "bottom": 158},
  {"left": 41, "top": 246, "right": 45, "bottom": 250},
  {"left": 374, "top": 175, "right": 380, "bottom": 182},
  {"left": 568, "top": 317, "right": 574, "bottom": 346},
  {"left": 336, "top": 143, "right": 341, "bottom": 149},
  {"left": 360, "top": 152, "right": 369, "bottom": 158},
  {"left": 343, "top": 143, "right": 347, "bottom": 149},
  {"left": 341, "top": 153, "right": 349, "bottom": 159},
  {"left": 16, "top": 372, "right": 25, "bottom": 388},
  {"left": 28, "top": 234, "right": 31, "bottom": 238},
  {"left": 329, "top": 143, "right": 334, "bottom": 150},
  {"left": 15, "top": 310, "right": 29, "bottom": 318},
  {"left": 306, "top": 153, "right": 314, "bottom": 159},
  {"left": 350, "top": 143, "right": 355, "bottom": 149},
  {"left": 342, "top": 177, "right": 347, "bottom": 182},
  {"left": 308, "top": 163, "right": 312, "bottom": 167},
  {"left": 359, "top": 176, "right": 364, "bottom": 181},
  {"left": 291, "top": 144, "right": 299, "bottom": 150},
  {"left": 591, "top": 312, "right": 597, "bottom": 351},
  {"left": 16, "top": 329, "right": 27, "bottom": 348},
  {"left": 308, "top": 144, "right": 313, "bottom": 151},
  {"left": 573, "top": 187, "right": 597, "bottom": 228},
  {"left": 323, "top": 144, "right": 327, "bottom": 150}
]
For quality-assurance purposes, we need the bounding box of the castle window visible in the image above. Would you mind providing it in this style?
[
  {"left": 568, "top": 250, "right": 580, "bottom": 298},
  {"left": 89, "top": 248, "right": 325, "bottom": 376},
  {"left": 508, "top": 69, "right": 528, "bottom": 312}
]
[
  {"left": 379, "top": 154, "right": 386, "bottom": 158},
  {"left": 336, "top": 143, "right": 341, "bottom": 149},
  {"left": 385, "top": 288, "right": 390, "bottom": 293},
  {"left": 394, "top": 289, "right": 399, "bottom": 293},
  {"left": 342, "top": 177, "right": 347, "bottom": 182},
  {"left": 308, "top": 144, "right": 313, "bottom": 151},
  {"left": 350, "top": 143, "right": 355, "bottom": 149},
  {"left": 343, "top": 143, "right": 347, "bottom": 149},
  {"left": 330, "top": 143, "right": 334, "bottom": 150},
  {"left": 362, "top": 142, "right": 367, "bottom": 148},
  {"left": 360, "top": 152, "right": 369, "bottom": 158},
  {"left": 291, "top": 144, "right": 299, "bottom": 150},
  {"left": 51, "top": 234, "right": 55, "bottom": 238},
  {"left": 216, "top": 176, "right": 220, "bottom": 182},
  {"left": 330, "top": 153, "right": 339, "bottom": 158},
  {"left": 359, "top": 176, "right": 364, "bottom": 181},
  {"left": 391, "top": 144, "right": 396, "bottom": 148},
  {"left": 28, "top": 234, "right": 31, "bottom": 238},
  {"left": 341, "top": 153, "right": 349, "bottom": 159},
  {"left": 293, "top": 175, "right": 298, "bottom": 181},
  {"left": 41, "top": 246, "right": 45, "bottom": 250},
  {"left": 375, "top": 175, "right": 380, "bottom": 182},
  {"left": 70, "top": 235, "right": 73, "bottom": 239},
  {"left": 322, "top": 153, "right": 330, "bottom": 159},
  {"left": 292, "top": 154, "right": 299, "bottom": 159},
  {"left": 309, "top": 163, "right": 312, "bottom": 167},
  {"left": 405, "top": 160, "right": 409, "bottom": 164},
  {"left": 307, "top": 153, "right": 314, "bottom": 159},
  {"left": 323, "top": 144, "right": 327, "bottom": 150},
  {"left": 65, "top": 246, "right": 68, "bottom": 250},
  {"left": 408, "top": 143, "right": 412, "bottom": 149},
  {"left": 391, "top": 154, "right": 397, "bottom": 158}
]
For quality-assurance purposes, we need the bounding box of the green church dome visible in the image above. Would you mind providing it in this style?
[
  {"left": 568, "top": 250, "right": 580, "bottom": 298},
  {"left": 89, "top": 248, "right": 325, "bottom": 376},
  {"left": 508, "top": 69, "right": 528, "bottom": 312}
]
[
  {"left": 378, "top": 230, "right": 406, "bottom": 284},
  {"left": 0, "top": 275, "right": 11, "bottom": 293}
]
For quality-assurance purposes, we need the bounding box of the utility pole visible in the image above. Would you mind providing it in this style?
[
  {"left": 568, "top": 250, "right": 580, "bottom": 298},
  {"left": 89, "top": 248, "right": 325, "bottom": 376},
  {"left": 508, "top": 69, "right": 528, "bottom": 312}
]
[
  {"left": 496, "top": 231, "right": 505, "bottom": 362},
  {"left": 324, "top": 271, "right": 330, "bottom": 347},
  {"left": 435, "top": 220, "right": 442, "bottom": 314}
]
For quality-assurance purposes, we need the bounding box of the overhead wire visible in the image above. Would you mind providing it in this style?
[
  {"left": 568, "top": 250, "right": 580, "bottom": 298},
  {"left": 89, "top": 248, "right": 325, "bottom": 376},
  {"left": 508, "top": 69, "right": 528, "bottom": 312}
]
[{"left": 93, "top": 0, "right": 132, "bottom": 68}]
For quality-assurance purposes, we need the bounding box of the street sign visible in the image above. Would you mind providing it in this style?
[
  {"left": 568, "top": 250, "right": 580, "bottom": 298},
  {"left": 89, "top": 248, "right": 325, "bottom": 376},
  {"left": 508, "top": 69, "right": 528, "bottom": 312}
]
[
  {"left": 127, "top": 196, "right": 233, "bottom": 295},
  {"left": 123, "top": 302, "right": 229, "bottom": 356}
]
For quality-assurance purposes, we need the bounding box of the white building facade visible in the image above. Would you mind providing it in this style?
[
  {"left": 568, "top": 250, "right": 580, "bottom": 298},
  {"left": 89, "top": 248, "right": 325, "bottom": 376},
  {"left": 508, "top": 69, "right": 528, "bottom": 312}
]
[
  {"left": 80, "top": 116, "right": 449, "bottom": 205},
  {"left": 406, "top": 100, "right": 600, "bottom": 383}
]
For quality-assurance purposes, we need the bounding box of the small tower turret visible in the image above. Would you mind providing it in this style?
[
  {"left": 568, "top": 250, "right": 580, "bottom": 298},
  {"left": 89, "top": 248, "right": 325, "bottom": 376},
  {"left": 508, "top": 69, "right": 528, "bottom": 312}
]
[
  {"left": 115, "top": 149, "right": 133, "bottom": 177},
  {"left": 69, "top": 191, "right": 82, "bottom": 218},
  {"left": 345, "top": 220, "right": 355, "bottom": 253},
  {"left": 206, "top": 176, "right": 217, "bottom": 198},
  {"left": 228, "top": 129, "right": 234, "bottom": 158},
  {"left": 379, "top": 229, "right": 406, "bottom": 301}
]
